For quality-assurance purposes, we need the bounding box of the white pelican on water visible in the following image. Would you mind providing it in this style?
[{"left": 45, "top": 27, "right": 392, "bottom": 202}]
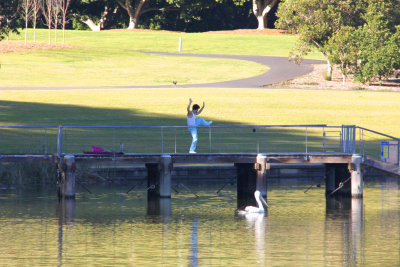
[{"left": 237, "top": 190, "right": 269, "bottom": 214}]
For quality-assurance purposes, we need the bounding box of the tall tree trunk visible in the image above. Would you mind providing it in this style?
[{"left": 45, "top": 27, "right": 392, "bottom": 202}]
[
  {"left": 62, "top": 19, "right": 66, "bottom": 44},
  {"left": 252, "top": 0, "right": 279, "bottom": 30},
  {"left": 120, "top": 0, "right": 148, "bottom": 30},
  {"left": 128, "top": 17, "right": 137, "bottom": 30},
  {"left": 81, "top": 18, "right": 101, "bottom": 31},
  {"left": 327, "top": 59, "right": 332, "bottom": 79},
  {"left": 25, "top": 19, "right": 28, "bottom": 47},
  {"left": 33, "top": 18, "right": 37, "bottom": 42},
  {"left": 74, "top": 5, "right": 112, "bottom": 31}
]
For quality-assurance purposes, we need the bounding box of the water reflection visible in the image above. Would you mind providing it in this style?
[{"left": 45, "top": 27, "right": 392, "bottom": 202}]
[
  {"left": 239, "top": 212, "right": 267, "bottom": 266},
  {"left": 325, "top": 196, "right": 364, "bottom": 266},
  {"left": 147, "top": 197, "right": 171, "bottom": 222},
  {"left": 0, "top": 179, "right": 398, "bottom": 266},
  {"left": 189, "top": 219, "right": 198, "bottom": 267},
  {"left": 57, "top": 199, "right": 76, "bottom": 267}
]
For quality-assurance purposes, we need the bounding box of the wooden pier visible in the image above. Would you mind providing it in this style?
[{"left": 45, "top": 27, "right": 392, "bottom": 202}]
[
  {"left": 1, "top": 124, "right": 399, "bottom": 212},
  {"left": 1, "top": 151, "right": 397, "bottom": 203},
  {"left": 1, "top": 152, "right": 360, "bottom": 204}
]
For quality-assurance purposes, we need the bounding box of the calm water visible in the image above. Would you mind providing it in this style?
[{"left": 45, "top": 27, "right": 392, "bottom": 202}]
[{"left": 0, "top": 178, "right": 399, "bottom": 266}]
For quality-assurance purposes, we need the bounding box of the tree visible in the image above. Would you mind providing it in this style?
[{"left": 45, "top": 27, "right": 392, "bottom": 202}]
[
  {"left": 21, "top": 0, "right": 34, "bottom": 46},
  {"left": 326, "top": 26, "right": 358, "bottom": 85},
  {"left": 275, "top": 0, "right": 364, "bottom": 77},
  {"left": 41, "top": 0, "right": 53, "bottom": 44},
  {"left": 213, "top": 0, "right": 279, "bottom": 30},
  {"left": 353, "top": 1, "right": 400, "bottom": 84},
  {"left": 276, "top": 0, "right": 400, "bottom": 85},
  {"left": 251, "top": 0, "right": 279, "bottom": 29},
  {"left": 32, "top": 0, "right": 42, "bottom": 42},
  {"left": 71, "top": 0, "right": 120, "bottom": 31},
  {"left": 60, "top": 0, "right": 71, "bottom": 43},
  {"left": 118, "top": 0, "right": 165, "bottom": 30},
  {"left": 118, "top": 0, "right": 147, "bottom": 30},
  {"left": 0, "top": 0, "right": 20, "bottom": 41},
  {"left": 53, "top": 0, "right": 61, "bottom": 44}
]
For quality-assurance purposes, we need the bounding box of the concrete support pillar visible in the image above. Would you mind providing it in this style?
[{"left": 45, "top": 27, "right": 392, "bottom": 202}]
[
  {"left": 236, "top": 154, "right": 269, "bottom": 209},
  {"left": 57, "top": 154, "right": 76, "bottom": 199},
  {"left": 350, "top": 154, "right": 363, "bottom": 198},
  {"left": 325, "top": 164, "right": 351, "bottom": 197},
  {"left": 146, "top": 155, "right": 173, "bottom": 198},
  {"left": 325, "top": 165, "right": 336, "bottom": 196},
  {"left": 236, "top": 163, "right": 256, "bottom": 209},
  {"left": 256, "top": 154, "right": 268, "bottom": 199},
  {"left": 159, "top": 155, "right": 172, "bottom": 198}
]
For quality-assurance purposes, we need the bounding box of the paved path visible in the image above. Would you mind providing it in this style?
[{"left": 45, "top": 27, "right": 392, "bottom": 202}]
[
  {"left": 134, "top": 51, "right": 325, "bottom": 88},
  {"left": 0, "top": 51, "right": 325, "bottom": 90}
]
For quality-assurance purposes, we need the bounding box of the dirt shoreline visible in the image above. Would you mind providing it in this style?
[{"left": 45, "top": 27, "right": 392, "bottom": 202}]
[
  {"left": 267, "top": 63, "right": 400, "bottom": 92},
  {"left": 0, "top": 41, "right": 77, "bottom": 53}
]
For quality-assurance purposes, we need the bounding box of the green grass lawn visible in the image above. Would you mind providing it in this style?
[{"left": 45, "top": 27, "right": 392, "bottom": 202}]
[
  {"left": 0, "top": 29, "right": 398, "bottom": 156},
  {"left": 0, "top": 28, "right": 324, "bottom": 87},
  {"left": 0, "top": 87, "right": 399, "bottom": 155}
]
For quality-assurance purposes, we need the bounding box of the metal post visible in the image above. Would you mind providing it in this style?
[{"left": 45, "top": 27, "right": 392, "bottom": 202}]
[
  {"left": 161, "top": 127, "right": 164, "bottom": 153},
  {"left": 84, "top": 129, "right": 87, "bottom": 152},
  {"left": 174, "top": 127, "right": 177, "bottom": 154},
  {"left": 44, "top": 128, "right": 48, "bottom": 154},
  {"left": 352, "top": 126, "right": 356, "bottom": 154},
  {"left": 264, "top": 127, "right": 267, "bottom": 153},
  {"left": 219, "top": 128, "right": 221, "bottom": 153},
  {"left": 257, "top": 130, "right": 260, "bottom": 153},
  {"left": 113, "top": 128, "right": 116, "bottom": 151},
  {"left": 305, "top": 127, "right": 308, "bottom": 154},
  {"left": 209, "top": 127, "right": 212, "bottom": 153},
  {"left": 398, "top": 140, "right": 400, "bottom": 166},
  {"left": 178, "top": 37, "right": 182, "bottom": 52},
  {"left": 57, "top": 126, "right": 63, "bottom": 158}
]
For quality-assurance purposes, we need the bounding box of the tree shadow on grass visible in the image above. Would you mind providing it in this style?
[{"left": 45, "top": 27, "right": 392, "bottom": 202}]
[{"left": 0, "top": 100, "right": 337, "bottom": 154}]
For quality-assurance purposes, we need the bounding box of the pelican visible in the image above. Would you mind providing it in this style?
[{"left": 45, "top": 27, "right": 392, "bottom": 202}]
[{"left": 237, "top": 190, "right": 269, "bottom": 214}]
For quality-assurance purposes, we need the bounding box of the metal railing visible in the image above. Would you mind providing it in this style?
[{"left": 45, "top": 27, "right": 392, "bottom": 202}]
[
  {"left": 0, "top": 126, "right": 58, "bottom": 154},
  {"left": 0, "top": 124, "right": 399, "bottom": 165},
  {"left": 57, "top": 125, "right": 328, "bottom": 155}
]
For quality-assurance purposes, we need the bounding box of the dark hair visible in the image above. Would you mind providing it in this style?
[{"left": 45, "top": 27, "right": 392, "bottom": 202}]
[{"left": 192, "top": 104, "right": 200, "bottom": 110}]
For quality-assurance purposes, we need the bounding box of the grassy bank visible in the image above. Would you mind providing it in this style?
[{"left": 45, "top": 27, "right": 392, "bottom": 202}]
[
  {"left": 1, "top": 88, "right": 399, "bottom": 132},
  {"left": 0, "top": 88, "right": 399, "bottom": 157},
  {"left": 0, "top": 29, "right": 399, "bottom": 157},
  {"left": 0, "top": 29, "right": 325, "bottom": 87}
]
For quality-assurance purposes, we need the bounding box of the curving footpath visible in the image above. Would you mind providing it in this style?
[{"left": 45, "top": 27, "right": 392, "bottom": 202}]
[
  {"left": 0, "top": 51, "right": 325, "bottom": 90},
  {"left": 133, "top": 51, "right": 325, "bottom": 88}
]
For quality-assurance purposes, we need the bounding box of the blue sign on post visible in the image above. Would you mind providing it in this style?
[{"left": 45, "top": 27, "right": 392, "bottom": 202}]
[{"left": 381, "top": 141, "right": 389, "bottom": 161}]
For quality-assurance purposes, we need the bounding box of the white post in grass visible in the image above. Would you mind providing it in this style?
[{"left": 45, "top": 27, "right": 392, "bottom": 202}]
[{"left": 178, "top": 37, "right": 182, "bottom": 53}]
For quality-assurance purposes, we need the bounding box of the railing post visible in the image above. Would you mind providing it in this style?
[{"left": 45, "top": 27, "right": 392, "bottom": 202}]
[
  {"left": 352, "top": 125, "right": 356, "bottom": 154},
  {"left": 161, "top": 127, "right": 164, "bottom": 153},
  {"left": 398, "top": 140, "right": 400, "bottom": 167},
  {"left": 305, "top": 127, "right": 308, "bottom": 154},
  {"left": 209, "top": 127, "right": 212, "bottom": 153},
  {"left": 174, "top": 127, "right": 177, "bottom": 154},
  {"left": 57, "top": 125, "right": 63, "bottom": 158}
]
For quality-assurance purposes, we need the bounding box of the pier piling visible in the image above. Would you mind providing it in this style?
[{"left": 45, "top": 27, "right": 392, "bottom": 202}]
[
  {"left": 350, "top": 154, "right": 363, "bottom": 198},
  {"left": 57, "top": 154, "right": 76, "bottom": 199},
  {"left": 146, "top": 154, "right": 173, "bottom": 198}
]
